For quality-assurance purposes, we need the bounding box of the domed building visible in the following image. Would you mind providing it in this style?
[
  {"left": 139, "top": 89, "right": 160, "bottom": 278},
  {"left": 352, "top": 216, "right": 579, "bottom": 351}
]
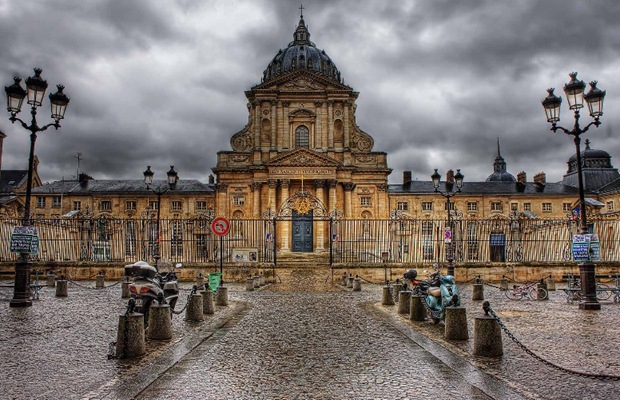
[
  {"left": 562, "top": 139, "right": 620, "bottom": 192},
  {"left": 486, "top": 138, "right": 516, "bottom": 182},
  {"left": 213, "top": 13, "right": 391, "bottom": 252}
]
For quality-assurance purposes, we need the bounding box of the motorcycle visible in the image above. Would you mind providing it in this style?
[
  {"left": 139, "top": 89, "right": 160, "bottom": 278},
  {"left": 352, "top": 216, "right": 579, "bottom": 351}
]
[
  {"left": 124, "top": 261, "right": 181, "bottom": 327},
  {"left": 404, "top": 266, "right": 460, "bottom": 324}
]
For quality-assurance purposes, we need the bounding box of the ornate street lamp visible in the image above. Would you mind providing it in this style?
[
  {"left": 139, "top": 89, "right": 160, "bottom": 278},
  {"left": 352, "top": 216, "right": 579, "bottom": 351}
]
[
  {"left": 5, "top": 68, "right": 69, "bottom": 307},
  {"left": 542, "top": 72, "right": 606, "bottom": 310},
  {"left": 144, "top": 165, "right": 179, "bottom": 270},
  {"left": 431, "top": 168, "right": 464, "bottom": 277}
]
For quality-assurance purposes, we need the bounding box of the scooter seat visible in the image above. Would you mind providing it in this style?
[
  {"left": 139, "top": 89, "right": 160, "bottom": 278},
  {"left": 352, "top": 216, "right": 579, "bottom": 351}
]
[{"left": 428, "top": 287, "right": 441, "bottom": 297}]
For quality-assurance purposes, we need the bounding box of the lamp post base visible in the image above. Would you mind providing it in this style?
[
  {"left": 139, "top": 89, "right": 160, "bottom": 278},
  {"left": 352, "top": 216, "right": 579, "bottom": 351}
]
[
  {"left": 10, "top": 257, "right": 33, "bottom": 308},
  {"left": 578, "top": 261, "right": 601, "bottom": 310}
]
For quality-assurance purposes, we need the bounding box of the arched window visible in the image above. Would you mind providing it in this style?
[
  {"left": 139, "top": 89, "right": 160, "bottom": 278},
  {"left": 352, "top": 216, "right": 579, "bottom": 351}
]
[{"left": 295, "top": 125, "right": 309, "bottom": 148}]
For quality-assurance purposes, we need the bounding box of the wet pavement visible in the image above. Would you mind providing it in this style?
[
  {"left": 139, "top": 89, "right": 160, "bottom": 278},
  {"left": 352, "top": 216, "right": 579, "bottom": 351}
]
[{"left": 0, "top": 271, "right": 619, "bottom": 399}]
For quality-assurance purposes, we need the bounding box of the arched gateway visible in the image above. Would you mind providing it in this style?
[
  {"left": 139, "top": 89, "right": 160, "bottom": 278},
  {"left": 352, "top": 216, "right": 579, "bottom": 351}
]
[{"left": 212, "top": 14, "right": 391, "bottom": 254}]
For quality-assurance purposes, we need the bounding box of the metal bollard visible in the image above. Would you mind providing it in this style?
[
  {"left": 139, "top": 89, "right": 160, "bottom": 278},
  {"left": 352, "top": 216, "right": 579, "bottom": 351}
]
[
  {"left": 382, "top": 286, "right": 395, "bottom": 306},
  {"left": 398, "top": 290, "right": 411, "bottom": 314},
  {"left": 202, "top": 288, "right": 215, "bottom": 314},
  {"left": 56, "top": 279, "right": 68, "bottom": 297},
  {"left": 500, "top": 275, "right": 508, "bottom": 291},
  {"left": 46, "top": 272, "right": 56, "bottom": 288},
  {"left": 546, "top": 275, "right": 556, "bottom": 291},
  {"left": 185, "top": 293, "right": 204, "bottom": 322},
  {"left": 96, "top": 272, "right": 105, "bottom": 289},
  {"left": 537, "top": 279, "right": 549, "bottom": 300},
  {"left": 409, "top": 295, "right": 426, "bottom": 321},
  {"left": 352, "top": 276, "right": 362, "bottom": 292},
  {"left": 116, "top": 312, "right": 146, "bottom": 357},
  {"left": 215, "top": 286, "right": 229, "bottom": 306},
  {"left": 147, "top": 304, "right": 173, "bottom": 340},
  {"left": 473, "top": 302, "right": 503, "bottom": 357},
  {"left": 246, "top": 276, "right": 255, "bottom": 291},
  {"left": 121, "top": 276, "right": 131, "bottom": 299},
  {"left": 445, "top": 307, "right": 469, "bottom": 340}
]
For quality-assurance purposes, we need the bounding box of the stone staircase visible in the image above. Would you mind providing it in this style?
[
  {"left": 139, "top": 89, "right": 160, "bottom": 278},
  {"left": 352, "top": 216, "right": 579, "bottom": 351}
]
[{"left": 276, "top": 251, "right": 330, "bottom": 269}]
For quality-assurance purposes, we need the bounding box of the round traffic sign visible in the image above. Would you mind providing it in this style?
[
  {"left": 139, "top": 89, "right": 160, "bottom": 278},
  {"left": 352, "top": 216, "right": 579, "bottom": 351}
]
[
  {"left": 211, "top": 217, "right": 230, "bottom": 236},
  {"left": 444, "top": 229, "right": 451, "bottom": 239}
]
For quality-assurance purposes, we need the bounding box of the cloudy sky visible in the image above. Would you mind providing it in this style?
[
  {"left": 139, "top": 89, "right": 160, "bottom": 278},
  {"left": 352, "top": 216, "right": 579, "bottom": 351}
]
[{"left": 1, "top": 0, "right": 619, "bottom": 185}]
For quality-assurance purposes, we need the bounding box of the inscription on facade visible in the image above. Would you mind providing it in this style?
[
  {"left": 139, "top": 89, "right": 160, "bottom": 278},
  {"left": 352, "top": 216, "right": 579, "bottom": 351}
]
[{"left": 270, "top": 168, "right": 333, "bottom": 176}]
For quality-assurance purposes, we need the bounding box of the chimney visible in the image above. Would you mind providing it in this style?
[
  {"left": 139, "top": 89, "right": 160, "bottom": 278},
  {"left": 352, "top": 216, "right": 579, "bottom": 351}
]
[
  {"left": 78, "top": 172, "right": 93, "bottom": 187},
  {"left": 209, "top": 174, "right": 215, "bottom": 184},
  {"left": 403, "top": 171, "right": 412, "bottom": 185},
  {"left": 516, "top": 171, "right": 526, "bottom": 192},
  {"left": 446, "top": 169, "right": 454, "bottom": 183},
  {"left": 533, "top": 172, "right": 546, "bottom": 192}
]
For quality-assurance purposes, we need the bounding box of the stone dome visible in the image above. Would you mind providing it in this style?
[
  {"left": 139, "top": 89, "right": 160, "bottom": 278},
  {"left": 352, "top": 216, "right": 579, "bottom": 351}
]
[
  {"left": 262, "top": 16, "right": 343, "bottom": 84},
  {"left": 486, "top": 138, "right": 516, "bottom": 182},
  {"left": 567, "top": 139, "right": 612, "bottom": 170}
]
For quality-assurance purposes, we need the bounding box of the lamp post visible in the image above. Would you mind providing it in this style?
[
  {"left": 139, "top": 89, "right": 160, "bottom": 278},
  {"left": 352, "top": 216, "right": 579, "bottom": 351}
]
[
  {"left": 5, "top": 68, "right": 69, "bottom": 308},
  {"left": 542, "top": 72, "right": 606, "bottom": 310},
  {"left": 143, "top": 165, "right": 179, "bottom": 270},
  {"left": 431, "top": 168, "right": 464, "bottom": 277}
]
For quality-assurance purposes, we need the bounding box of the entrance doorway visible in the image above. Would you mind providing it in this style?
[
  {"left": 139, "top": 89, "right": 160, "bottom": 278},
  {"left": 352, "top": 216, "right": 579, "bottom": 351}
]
[{"left": 292, "top": 210, "right": 313, "bottom": 252}]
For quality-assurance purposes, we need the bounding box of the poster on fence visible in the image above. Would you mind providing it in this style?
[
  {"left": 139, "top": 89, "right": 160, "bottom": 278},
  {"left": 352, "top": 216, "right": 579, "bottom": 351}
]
[
  {"left": 232, "top": 248, "right": 258, "bottom": 262},
  {"left": 572, "top": 234, "right": 600, "bottom": 262}
]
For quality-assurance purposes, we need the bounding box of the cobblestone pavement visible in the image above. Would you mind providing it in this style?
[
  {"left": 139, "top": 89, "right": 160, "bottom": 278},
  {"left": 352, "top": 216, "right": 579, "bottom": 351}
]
[{"left": 1, "top": 270, "right": 620, "bottom": 399}]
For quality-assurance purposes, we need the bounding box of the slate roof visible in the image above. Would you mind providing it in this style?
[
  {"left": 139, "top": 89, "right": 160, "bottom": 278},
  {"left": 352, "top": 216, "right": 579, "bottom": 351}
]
[
  {"left": 31, "top": 179, "right": 215, "bottom": 195},
  {"left": 389, "top": 180, "right": 581, "bottom": 196},
  {"left": 0, "top": 170, "right": 27, "bottom": 193}
]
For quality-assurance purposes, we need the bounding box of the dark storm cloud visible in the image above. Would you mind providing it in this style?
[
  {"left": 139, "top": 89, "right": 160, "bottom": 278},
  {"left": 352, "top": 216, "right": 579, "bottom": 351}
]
[{"left": 1, "top": 0, "right": 619, "bottom": 186}]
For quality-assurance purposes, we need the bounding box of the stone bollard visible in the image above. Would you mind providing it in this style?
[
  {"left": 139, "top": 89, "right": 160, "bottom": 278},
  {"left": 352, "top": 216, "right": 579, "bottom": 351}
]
[
  {"left": 473, "top": 312, "right": 503, "bottom": 357},
  {"left": 537, "top": 279, "right": 549, "bottom": 301},
  {"left": 96, "top": 273, "right": 105, "bottom": 289},
  {"left": 202, "top": 289, "right": 215, "bottom": 314},
  {"left": 246, "top": 276, "right": 255, "bottom": 291},
  {"left": 392, "top": 283, "right": 403, "bottom": 303},
  {"left": 56, "top": 279, "right": 68, "bottom": 297},
  {"left": 260, "top": 273, "right": 266, "bottom": 286},
  {"left": 215, "top": 286, "right": 229, "bottom": 306},
  {"left": 472, "top": 277, "right": 484, "bottom": 301},
  {"left": 147, "top": 304, "right": 173, "bottom": 340},
  {"left": 341, "top": 273, "right": 347, "bottom": 286},
  {"left": 500, "top": 275, "right": 508, "bottom": 291},
  {"left": 254, "top": 275, "right": 261, "bottom": 289},
  {"left": 196, "top": 273, "right": 205, "bottom": 290},
  {"left": 546, "top": 276, "right": 556, "bottom": 291},
  {"left": 121, "top": 276, "right": 131, "bottom": 299},
  {"left": 352, "top": 276, "right": 362, "bottom": 292},
  {"left": 116, "top": 313, "right": 146, "bottom": 357},
  {"left": 185, "top": 293, "right": 204, "bottom": 322},
  {"left": 47, "top": 272, "right": 56, "bottom": 287},
  {"left": 398, "top": 290, "right": 411, "bottom": 314},
  {"left": 445, "top": 307, "right": 469, "bottom": 340},
  {"left": 347, "top": 276, "right": 354, "bottom": 288},
  {"left": 382, "top": 286, "right": 395, "bottom": 306},
  {"left": 409, "top": 295, "right": 426, "bottom": 321}
]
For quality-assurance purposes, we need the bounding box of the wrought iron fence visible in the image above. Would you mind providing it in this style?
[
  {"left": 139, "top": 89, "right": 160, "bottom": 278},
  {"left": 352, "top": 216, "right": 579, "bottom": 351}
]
[{"left": 0, "top": 215, "right": 618, "bottom": 265}]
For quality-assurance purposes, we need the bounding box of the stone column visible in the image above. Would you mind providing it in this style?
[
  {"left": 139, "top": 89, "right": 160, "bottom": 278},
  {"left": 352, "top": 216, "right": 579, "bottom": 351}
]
[
  {"left": 327, "top": 100, "right": 334, "bottom": 149},
  {"left": 343, "top": 182, "right": 355, "bottom": 219},
  {"left": 328, "top": 180, "right": 338, "bottom": 212},
  {"left": 268, "top": 179, "right": 277, "bottom": 212},
  {"left": 280, "top": 179, "right": 290, "bottom": 251},
  {"left": 216, "top": 183, "right": 228, "bottom": 217},
  {"left": 343, "top": 101, "right": 350, "bottom": 149},
  {"left": 315, "top": 179, "right": 326, "bottom": 250},
  {"left": 377, "top": 184, "right": 388, "bottom": 219},
  {"left": 252, "top": 182, "right": 262, "bottom": 218},
  {"left": 271, "top": 100, "right": 277, "bottom": 150},
  {"left": 282, "top": 101, "right": 290, "bottom": 149},
  {"left": 314, "top": 101, "right": 323, "bottom": 149},
  {"left": 253, "top": 100, "right": 261, "bottom": 150}
]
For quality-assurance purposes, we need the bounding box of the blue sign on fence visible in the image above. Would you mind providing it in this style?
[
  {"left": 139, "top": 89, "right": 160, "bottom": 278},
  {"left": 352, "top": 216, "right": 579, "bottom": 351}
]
[{"left": 572, "top": 234, "right": 600, "bottom": 262}]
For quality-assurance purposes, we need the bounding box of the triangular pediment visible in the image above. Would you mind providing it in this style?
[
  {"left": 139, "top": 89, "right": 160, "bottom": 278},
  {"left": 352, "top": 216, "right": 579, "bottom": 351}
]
[
  {"left": 252, "top": 69, "right": 351, "bottom": 92},
  {"left": 265, "top": 148, "right": 342, "bottom": 168}
]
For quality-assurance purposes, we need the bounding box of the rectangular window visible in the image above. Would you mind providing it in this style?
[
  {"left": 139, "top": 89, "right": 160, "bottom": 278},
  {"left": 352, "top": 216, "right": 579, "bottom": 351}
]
[
  {"left": 523, "top": 202, "right": 532, "bottom": 211},
  {"left": 36, "top": 197, "right": 46, "bottom": 208},
  {"left": 126, "top": 200, "right": 137, "bottom": 211},
  {"left": 73, "top": 201, "right": 81, "bottom": 211},
  {"left": 467, "top": 202, "right": 477, "bottom": 211},
  {"left": 196, "top": 201, "right": 208, "bottom": 211},
  {"left": 171, "top": 200, "right": 182, "bottom": 211},
  {"left": 149, "top": 201, "right": 158, "bottom": 210},
  {"left": 232, "top": 196, "right": 245, "bottom": 206},
  {"left": 510, "top": 203, "right": 518, "bottom": 211},
  {"left": 360, "top": 197, "right": 372, "bottom": 206},
  {"left": 397, "top": 201, "right": 408, "bottom": 211},
  {"left": 563, "top": 202, "right": 572, "bottom": 212},
  {"left": 52, "top": 196, "right": 61, "bottom": 208},
  {"left": 100, "top": 200, "right": 112, "bottom": 211},
  {"left": 491, "top": 201, "right": 502, "bottom": 212},
  {"left": 607, "top": 201, "right": 615, "bottom": 211},
  {"left": 422, "top": 202, "right": 433, "bottom": 211},
  {"left": 542, "top": 203, "right": 552, "bottom": 212},
  {"left": 444, "top": 202, "right": 455, "bottom": 211}
]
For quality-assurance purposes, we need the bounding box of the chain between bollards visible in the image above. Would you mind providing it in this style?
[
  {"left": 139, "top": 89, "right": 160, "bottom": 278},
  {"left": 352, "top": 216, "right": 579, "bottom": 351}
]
[
  {"left": 108, "top": 298, "right": 135, "bottom": 359},
  {"left": 483, "top": 301, "right": 620, "bottom": 381},
  {"left": 171, "top": 285, "right": 198, "bottom": 315}
]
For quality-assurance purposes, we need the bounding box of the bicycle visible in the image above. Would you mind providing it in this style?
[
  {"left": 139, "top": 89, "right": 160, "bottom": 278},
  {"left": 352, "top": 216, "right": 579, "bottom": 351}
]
[
  {"left": 568, "top": 277, "right": 613, "bottom": 301},
  {"left": 505, "top": 282, "right": 547, "bottom": 300}
]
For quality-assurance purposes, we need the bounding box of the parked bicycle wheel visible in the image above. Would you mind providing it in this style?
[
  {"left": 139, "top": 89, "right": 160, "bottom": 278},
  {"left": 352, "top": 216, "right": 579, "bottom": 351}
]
[
  {"left": 529, "top": 287, "right": 548, "bottom": 300},
  {"left": 596, "top": 283, "right": 612, "bottom": 300},
  {"left": 505, "top": 288, "right": 523, "bottom": 300}
]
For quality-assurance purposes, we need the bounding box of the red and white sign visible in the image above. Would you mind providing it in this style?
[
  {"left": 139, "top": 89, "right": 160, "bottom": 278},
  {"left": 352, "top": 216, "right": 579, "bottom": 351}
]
[{"left": 211, "top": 217, "right": 230, "bottom": 236}]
